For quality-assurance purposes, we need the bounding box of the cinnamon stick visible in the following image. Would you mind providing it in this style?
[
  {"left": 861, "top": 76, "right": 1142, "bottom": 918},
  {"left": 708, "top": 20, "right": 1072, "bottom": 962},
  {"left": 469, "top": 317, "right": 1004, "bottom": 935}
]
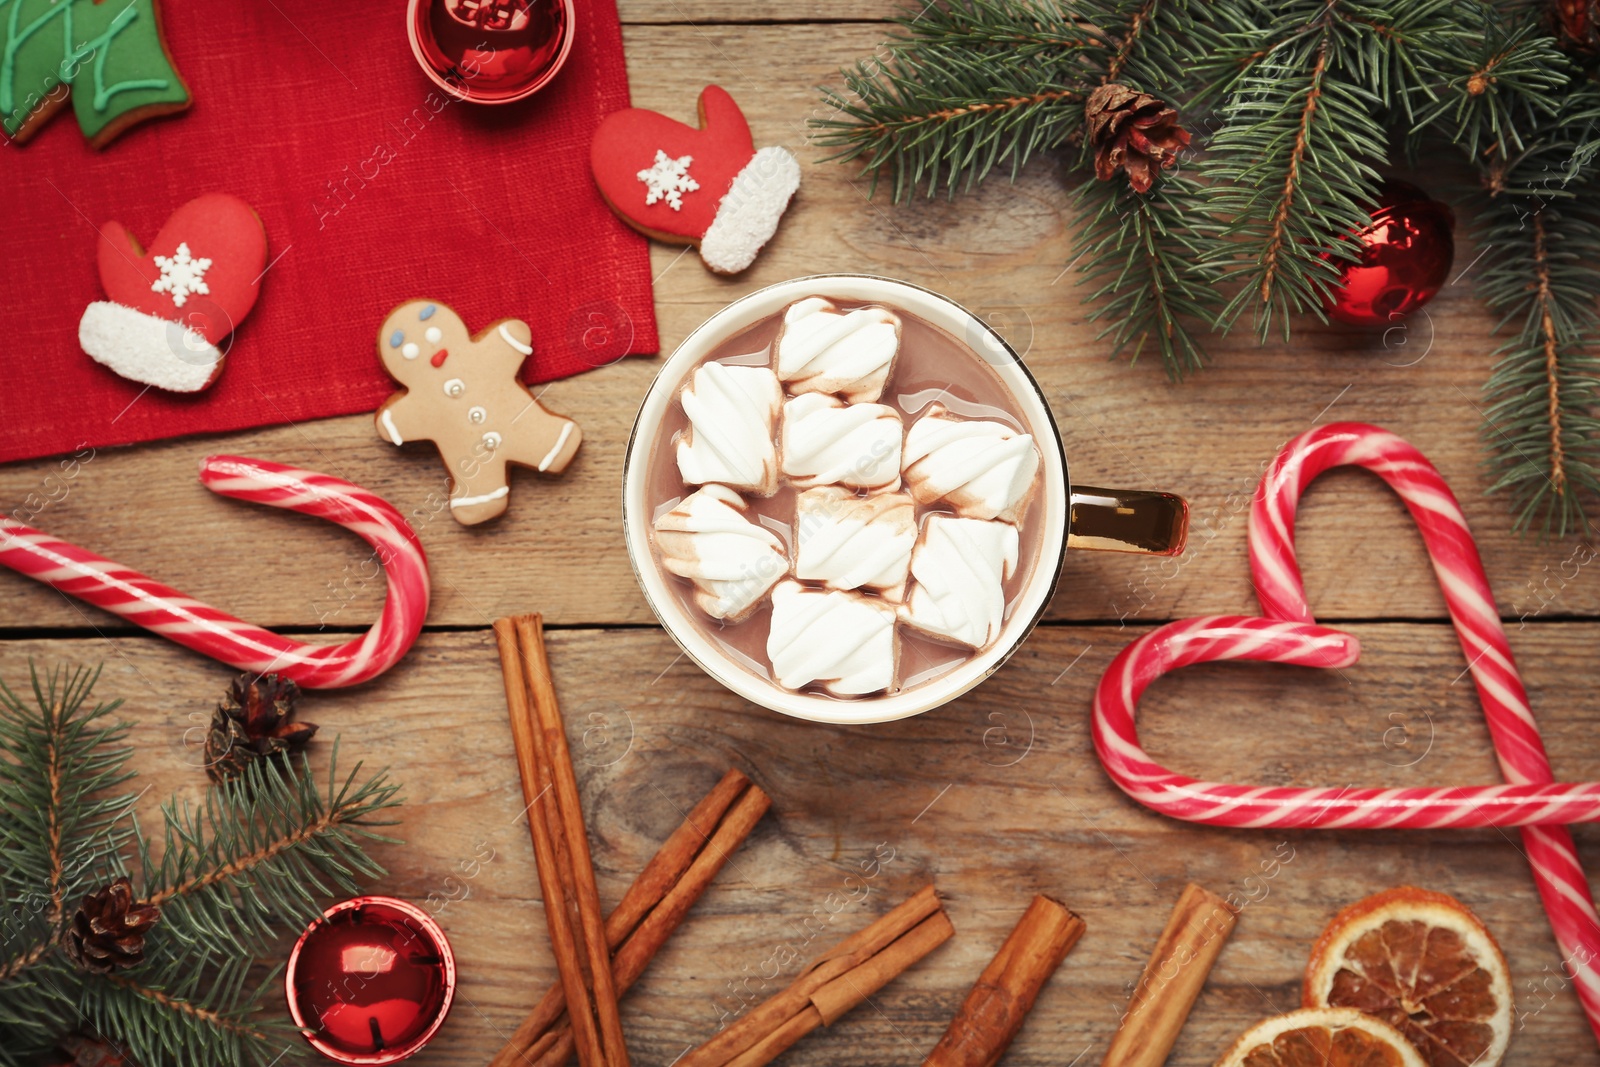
[
  {"left": 489, "top": 768, "right": 772, "bottom": 1067},
  {"left": 679, "top": 885, "right": 955, "bottom": 1067},
  {"left": 923, "top": 894, "right": 1084, "bottom": 1067},
  {"left": 495, "top": 614, "right": 629, "bottom": 1067},
  {"left": 1100, "top": 883, "right": 1238, "bottom": 1067}
]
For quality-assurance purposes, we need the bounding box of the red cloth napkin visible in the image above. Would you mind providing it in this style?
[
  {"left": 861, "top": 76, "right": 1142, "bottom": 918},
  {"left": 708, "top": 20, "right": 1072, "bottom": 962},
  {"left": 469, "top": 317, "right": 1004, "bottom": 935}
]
[{"left": 0, "top": 0, "right": 656, "bottom": 465}]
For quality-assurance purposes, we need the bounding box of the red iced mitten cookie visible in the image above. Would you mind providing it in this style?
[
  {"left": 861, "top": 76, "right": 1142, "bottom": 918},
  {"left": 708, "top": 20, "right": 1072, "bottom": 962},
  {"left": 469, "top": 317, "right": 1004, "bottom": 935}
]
[
  {"left": 591, "top": 85, "right": 799, "bottom": 274},
  {"left": 375, "top": 300, "right": 583, "bottom": 526},
  {"left": 77, "top": 193, "right": 267, "bottom": 393}
]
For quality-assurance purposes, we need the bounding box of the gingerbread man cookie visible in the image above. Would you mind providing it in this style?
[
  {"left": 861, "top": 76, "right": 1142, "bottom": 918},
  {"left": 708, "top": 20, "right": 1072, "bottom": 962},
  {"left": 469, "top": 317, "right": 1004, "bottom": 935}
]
[{"left": 375, "top": 300, "right": 582, "bottom": 526}]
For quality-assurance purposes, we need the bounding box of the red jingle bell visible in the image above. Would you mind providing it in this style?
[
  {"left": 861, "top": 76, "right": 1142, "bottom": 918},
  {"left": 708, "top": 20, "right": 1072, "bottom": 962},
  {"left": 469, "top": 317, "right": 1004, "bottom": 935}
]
[
  {"left": 285, "top": 897, "right": 456, "bottom": 1065},
  {"left": 1323, "top": 180, "right": 1455, "bottom": 328}
]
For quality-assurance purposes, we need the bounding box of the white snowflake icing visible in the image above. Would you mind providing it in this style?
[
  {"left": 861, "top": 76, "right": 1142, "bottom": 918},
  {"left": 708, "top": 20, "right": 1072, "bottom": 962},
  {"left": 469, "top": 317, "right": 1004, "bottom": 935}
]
[
  {"left": 150, "top": 242, "right": 212, "bottom": 308},
  {"left": 636, "top": 149, "right": 699, "bottom": 211}
]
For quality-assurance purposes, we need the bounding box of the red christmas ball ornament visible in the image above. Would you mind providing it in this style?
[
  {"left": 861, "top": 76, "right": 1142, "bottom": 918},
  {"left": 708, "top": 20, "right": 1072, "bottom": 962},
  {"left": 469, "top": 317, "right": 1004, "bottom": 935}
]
[
  {"left": 1323, "top": 181, "right": 1455, "bottom": 328},
  {"left": 406, "top": 0, "right": 575, "bottom": 104},
  {"left": 285, "top": 897, "right": 456, "bottom": 1065}
]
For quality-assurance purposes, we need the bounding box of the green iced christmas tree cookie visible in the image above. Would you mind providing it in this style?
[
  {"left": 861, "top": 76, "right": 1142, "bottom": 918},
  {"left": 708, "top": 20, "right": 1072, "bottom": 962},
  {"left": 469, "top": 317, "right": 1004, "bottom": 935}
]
[{"left": 2, "top": 0, "right": 190, "bottom": 147}]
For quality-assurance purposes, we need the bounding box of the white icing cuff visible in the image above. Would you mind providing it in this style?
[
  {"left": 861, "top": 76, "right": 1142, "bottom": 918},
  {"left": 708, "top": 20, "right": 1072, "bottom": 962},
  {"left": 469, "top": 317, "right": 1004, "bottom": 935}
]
[
  {"left": 654, "top": 485, "right": 788, "bottom": 621},
  {"left": 78, "top": 301, "right": 223, "bottom": 393},
  {"left": 775, "top": 296, "right": 900, "bottom": 403},
  {"left": 902, "top": 404, "right": 1041, "bottom": 523},
  {"left": 767, "top": 581, "right": 897, "bottom": 696},
  {"left": 779, "top": 393, "right": 902, "bottom": 491},
  {"left": 699, "top": 146, "right": 801, "bottom": 275},
  {"left": 900, "top": 515, "right": 1019, "bottom": 650},
  {"left": 677, "top": 362, "right": 783, "bottom": 495},
  {"left": 794, "top": 487, "right": 915, "bottom": 600}
]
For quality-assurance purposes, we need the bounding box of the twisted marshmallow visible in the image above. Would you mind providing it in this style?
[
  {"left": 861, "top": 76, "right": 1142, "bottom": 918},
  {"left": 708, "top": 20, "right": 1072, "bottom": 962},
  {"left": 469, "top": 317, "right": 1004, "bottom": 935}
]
[
  {"left": 767, "top": 580, "right": 897, "bottom": 696},
  {"left": 793, "top": 487, "right": 916, "bottom": 600},
  {"left": 902, "top": 404, "right": 1039, "bottom": 523},
  {"left": 780, "top": 394, "right": 902, "bottom": 492},
  {"left": 899, "top": 515, "right": 1019, "bottom": 650},
  {"left": 654, "top": 485, "right": 788, "bottom": 621},
  {"left": 774, "top": 296, "right": 900, "bottom": 403},
  {"left": 676, "top": 362, "right": 782, "bottom": 495}
]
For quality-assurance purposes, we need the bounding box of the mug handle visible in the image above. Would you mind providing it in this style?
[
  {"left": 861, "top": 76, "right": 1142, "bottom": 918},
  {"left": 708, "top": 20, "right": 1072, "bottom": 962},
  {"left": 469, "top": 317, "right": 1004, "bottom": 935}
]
[{"left": 1068, "top": 486, "right": 1189, "bottom": 555}]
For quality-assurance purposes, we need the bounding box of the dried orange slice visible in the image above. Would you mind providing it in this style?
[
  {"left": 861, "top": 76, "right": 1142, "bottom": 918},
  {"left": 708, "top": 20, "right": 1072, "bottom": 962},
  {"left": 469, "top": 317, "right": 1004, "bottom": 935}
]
[
  {"left": 1303, "top": 887, "right": 1512, "bottom": 1067},
  {"left": 1214, "top": 1007, "right": 1427, "bottom": 1067}
]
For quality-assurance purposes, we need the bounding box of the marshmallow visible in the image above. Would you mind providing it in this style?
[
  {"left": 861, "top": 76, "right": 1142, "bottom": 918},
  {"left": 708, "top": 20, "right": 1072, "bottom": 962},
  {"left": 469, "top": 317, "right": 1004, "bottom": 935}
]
[
  {"left": 794, "top": 487, "right": 916, "bottom": 600},
  {"left": 767, "top": 581, "right": 898, "bottom": 696},
  {"left": 900, "top": 515, "right": 1019, "bottom": 650},
  {"left": 676, "top": 362, "right": 782, "bottom": 495},
  {"left": 780, "top": 393, "right": 902, "bottom": 491},
  {"left": 902, "top": 403, "right": 1040, "bottom": 523},
  {"left": 774, "top": 297, "right": 901, "bottom": 403},
  {"left": 653, "top": 485, "right": 788, "bottom": 622}
]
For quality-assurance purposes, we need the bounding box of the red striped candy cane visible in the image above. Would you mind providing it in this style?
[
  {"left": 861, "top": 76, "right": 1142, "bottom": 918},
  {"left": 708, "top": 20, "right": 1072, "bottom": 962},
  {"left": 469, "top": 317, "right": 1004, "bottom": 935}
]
[
  {"left": 1093, "top": 422, "right": 1600, "bottom": 1045},
  {"left": 0, "top": 455, "right": 430, "bottom": 689}
]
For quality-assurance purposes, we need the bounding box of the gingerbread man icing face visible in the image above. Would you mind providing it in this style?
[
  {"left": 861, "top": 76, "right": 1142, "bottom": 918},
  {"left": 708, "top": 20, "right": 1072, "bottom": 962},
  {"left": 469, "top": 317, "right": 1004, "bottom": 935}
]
[{"left": 375, "top": 300, "right": 582, "bottom": 525}]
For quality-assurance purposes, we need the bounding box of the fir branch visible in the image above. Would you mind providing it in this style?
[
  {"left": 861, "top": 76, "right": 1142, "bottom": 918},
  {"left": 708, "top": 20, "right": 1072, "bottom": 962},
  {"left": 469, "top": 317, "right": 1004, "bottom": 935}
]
[
  {"left": 1104, "top": 0, "right": 1158, "bottom": 82},
  {"left": 1434, "top": 7, "right": 1600, "bottom": 536},
  {"left": 1196, "top": 0, "right": 1466, "bottom": 337},
  {"left": 1072, "top": 171, "right": 1219, "bottom": 377},
  {"left": 0, "top": 940, "right": 55, "bottom": 984},
  {"left": 814, "top": 41, "right": 1087, "bottom": 201},
  {"left": 1203, "top": 38, "right": 1383, "bottom": 337},
  {"left": 1533, "top": 214, "right": 1571, "bottom": 493},
  {"left": 0, "top": 958, "right": 83, "bottom": 1065},
  {"left": 0, "top": 666, "right": 405, "bottom": 1066},
  {"left": 1415, "top": 4, "right": 1571, "bottom": 166},
  {"left": 1082, "top": 0, "right": 1210, "bottom": 103},
  {"left": 1478, "top": 191, "right": 1600, "bottom": 536},
  {"left": 99, "top": 970, "right": 269, "bottom": 1042},
  {"left": 82, "top": 966, "right": 295, "bottom": 1067},
  {"left": 139, "top": 748, "right": 400, "bottom": 964},
  {"left": 0, "top": 666, "right": 134, "bottom": 976},
  {"left": 1259, "top": 38, "right": 1330, "bottom": 307}
]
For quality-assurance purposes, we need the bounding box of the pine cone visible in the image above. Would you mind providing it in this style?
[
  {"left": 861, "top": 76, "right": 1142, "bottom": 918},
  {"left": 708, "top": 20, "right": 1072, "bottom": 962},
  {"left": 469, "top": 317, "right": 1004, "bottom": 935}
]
[
  {"left": 1554, "top": 0, "right": 1600, "bottom": 55},
  {"left": 1084, "top": 83, "right": 1190, "bottom": 194},
  {"left": 62, "top": 878, "right": 159, "bottom": 973},
  {"left": 204, "top": 672, "right": 316, "bottom": 782}
]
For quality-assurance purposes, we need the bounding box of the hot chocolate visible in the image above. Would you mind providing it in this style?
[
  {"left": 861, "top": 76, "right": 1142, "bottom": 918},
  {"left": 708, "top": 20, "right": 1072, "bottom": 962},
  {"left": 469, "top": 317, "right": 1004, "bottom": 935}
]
[{"left": 643, "top": 295, "right": 1047, "bottom": 700}]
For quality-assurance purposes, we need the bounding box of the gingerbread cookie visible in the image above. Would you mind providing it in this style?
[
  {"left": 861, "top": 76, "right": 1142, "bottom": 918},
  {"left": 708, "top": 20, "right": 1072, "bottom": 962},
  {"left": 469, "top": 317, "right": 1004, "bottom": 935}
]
[
  {"left": 375, "top": 300, "right": 582, "bottom": 526},
  {"left": 2, "top": 0, "right": 191, "bottom": 148},
  {"left": 78, "top": 193, "right": 268, "bottom": 393},
  {"left": 590, "top": 86, "right": 800, "bottom": 275}
]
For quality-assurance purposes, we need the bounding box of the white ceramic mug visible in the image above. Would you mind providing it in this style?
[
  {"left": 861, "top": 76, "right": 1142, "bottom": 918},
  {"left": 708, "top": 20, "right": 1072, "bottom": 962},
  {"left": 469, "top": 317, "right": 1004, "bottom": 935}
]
[{"left": 623, "top": 275, "right": 1185, "bottom": 724}]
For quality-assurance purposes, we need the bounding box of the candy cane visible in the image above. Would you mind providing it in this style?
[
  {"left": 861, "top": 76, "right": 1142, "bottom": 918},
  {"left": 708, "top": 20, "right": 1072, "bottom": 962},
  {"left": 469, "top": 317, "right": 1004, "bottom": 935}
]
[
  {"left": 1092, "top": 422, "right": 1600, "bottom": 1046},
  {"left": 0, "top": 455, "right": 430, "bottom": 689}
]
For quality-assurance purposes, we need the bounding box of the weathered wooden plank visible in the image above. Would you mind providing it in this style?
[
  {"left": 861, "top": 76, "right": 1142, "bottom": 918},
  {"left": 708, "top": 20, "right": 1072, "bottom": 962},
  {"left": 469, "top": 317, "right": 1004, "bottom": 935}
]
[
  {"left": 1, "top": 622, "right": 1592, "bottom": 1064},
  {"left": 618, "top": 1, "right": 904, "bottom": 23},
  {"left": 1, "top": 22, "right": 1593, "bottom": 632}
]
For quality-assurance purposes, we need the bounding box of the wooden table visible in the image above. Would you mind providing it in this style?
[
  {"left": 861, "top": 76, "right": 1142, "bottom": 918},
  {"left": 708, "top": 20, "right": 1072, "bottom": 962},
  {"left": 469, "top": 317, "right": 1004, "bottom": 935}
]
[{"left": 4, "top": 4, "right": 1598, "bottom": 1064}]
